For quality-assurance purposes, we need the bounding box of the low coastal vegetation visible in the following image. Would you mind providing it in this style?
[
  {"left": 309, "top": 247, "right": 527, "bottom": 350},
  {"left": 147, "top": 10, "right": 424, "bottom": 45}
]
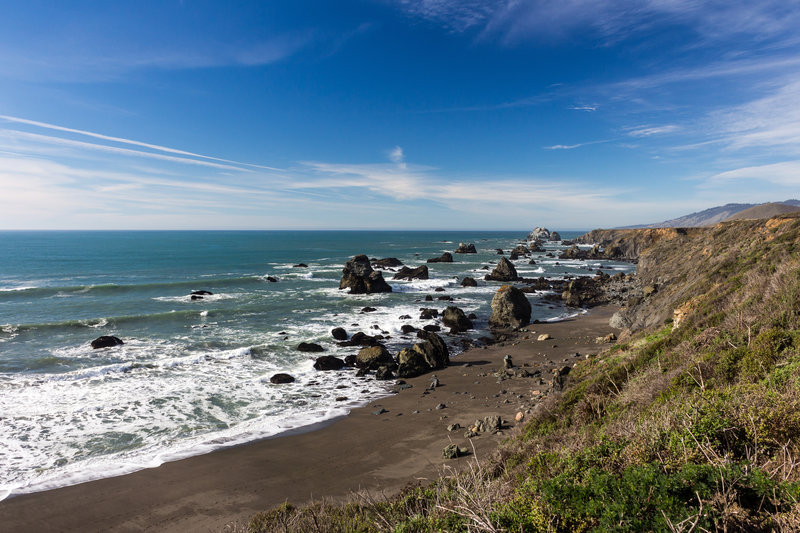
[{"left": 245, "top": 215, "right": 800, "bottom": 532}]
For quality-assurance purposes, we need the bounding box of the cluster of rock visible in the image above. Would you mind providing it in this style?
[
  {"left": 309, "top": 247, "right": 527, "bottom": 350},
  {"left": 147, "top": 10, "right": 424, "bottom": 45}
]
[
  {"left": 283, "top": 328, "right": 452, "bottom": 384},
  {"left": 559, "top": 243, "right": 623, "bottom": 261},
  {"left": 527, "top": 227, "right": 562, "bottom": 242},
  {"left": 339, "top": 255, "right": 392, "bottom": 294},
  {"left": 454, "top": 242, "right": 477, "bottom": 254}
]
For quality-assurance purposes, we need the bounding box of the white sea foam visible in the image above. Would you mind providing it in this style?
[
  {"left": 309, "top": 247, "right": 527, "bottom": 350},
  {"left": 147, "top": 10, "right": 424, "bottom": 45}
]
[{"left": 0, "top": 285, "right": 38, "bottom": 292}]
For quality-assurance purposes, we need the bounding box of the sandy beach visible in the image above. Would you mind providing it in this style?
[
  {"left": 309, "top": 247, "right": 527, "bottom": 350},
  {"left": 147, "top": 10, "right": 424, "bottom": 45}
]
[{"left": 0, "top": 305, "right": 620, "bottom": 532}]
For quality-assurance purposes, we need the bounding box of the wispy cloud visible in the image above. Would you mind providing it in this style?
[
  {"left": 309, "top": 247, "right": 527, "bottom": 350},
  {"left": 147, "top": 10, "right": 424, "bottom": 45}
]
[
  {"left": 397, "top": 1, "right": 800, "bottom": 48},
  {"left": 0, "top": 115, "right": 282, "bottom": 170},
  {"left": 570, "top": 105, "right": 597, "bottom": 112},
  {"left": 544, "top": 139, "right": 612, "bottom": 150},
  {"left": 626, "top": 125, "right": 680, "bottom": 137},
  {"left": 709, "top": 78, "right": 800, "bottom": 154},
  {"left": 387, "top": 145, "right": 407, "bottom": 169},
  {"left": 705, "top": 161, "right": 800, "bottom": 187}
]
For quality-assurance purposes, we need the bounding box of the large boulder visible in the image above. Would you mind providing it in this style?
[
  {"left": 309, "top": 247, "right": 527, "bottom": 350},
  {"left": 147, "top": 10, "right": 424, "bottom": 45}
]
[
  {"left": 331, "top": 327, "right": 348, "bottom": 341},
  {"left": 313, "top": 355, "right": 346, "bottom": 371},
  {"left": 91, "top": 335, "right": 123, "bottom": 349},
  {"left": 442, "top": 306, "right": 473, "bottom": 333},
  {"left": 460, "top": 277, "right": 477, "bottom": 287},
  {"left": 392, "top": 265, "right": 429, "bottom": 280},
  {"left": 372, "top": 257, "right": 403, "bottom": 268},
  {"left": 339, "top": 255, "right": 392, "bottom": 294},
  {"left": 427, "top": 252, "right": 453, "bottom": 263},
  {"left": 356, "top": 345, "right": 394, "bottom": 370},
  {"left": 550, "top": 231, "right": 562, "bottom": 241},
  {"left": 396, "top": 331, "right": 450, "bottom": 378},
  {"left": 484, "top": 256, "right": 520, "bottom": 282},
  {"left": 454, "top": 242, "right": 477, "bottom": 254},
  {"left": 270, "top": 373, "right": 295, "bottom": 384},
  {"left": 488, "top": 285, "right": 532, "bottom": 329}
]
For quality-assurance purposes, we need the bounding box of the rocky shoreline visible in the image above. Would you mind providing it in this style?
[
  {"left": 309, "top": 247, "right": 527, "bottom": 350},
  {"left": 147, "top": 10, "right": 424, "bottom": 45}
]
[{"left": 0, "top": 228, "right": 644, "bottom": 532}]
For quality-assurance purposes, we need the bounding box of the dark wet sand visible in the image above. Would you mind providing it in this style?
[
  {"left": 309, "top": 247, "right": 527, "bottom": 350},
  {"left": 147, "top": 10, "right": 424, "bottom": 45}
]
[{"left": 0, "top": 306, "right": 620, "bottom": 532}]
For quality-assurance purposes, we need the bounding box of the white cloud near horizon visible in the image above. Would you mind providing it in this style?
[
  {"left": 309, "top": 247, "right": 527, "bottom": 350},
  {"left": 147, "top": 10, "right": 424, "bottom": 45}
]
[
  {"left": 706, "top": 161, "right": 800, "bottom": 187},
  {"left": 0, "top": 113, "right": 785, "bottom": 231}
]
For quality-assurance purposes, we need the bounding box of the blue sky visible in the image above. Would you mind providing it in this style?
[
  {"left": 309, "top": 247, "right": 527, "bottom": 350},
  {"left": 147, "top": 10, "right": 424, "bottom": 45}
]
[{"left": 1, "top": 1, "right": 799, "bottom": 230}]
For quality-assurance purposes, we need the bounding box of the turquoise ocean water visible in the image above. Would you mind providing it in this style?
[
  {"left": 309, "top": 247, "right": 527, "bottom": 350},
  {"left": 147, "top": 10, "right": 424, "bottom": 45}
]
[{"left": 0, "top": 230, "right": 632, "bottom": 499}]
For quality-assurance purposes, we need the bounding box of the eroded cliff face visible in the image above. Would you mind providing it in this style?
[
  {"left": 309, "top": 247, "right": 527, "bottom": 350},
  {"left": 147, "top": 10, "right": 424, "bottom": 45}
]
[
  {"left": 576, "top": 215, "right": 800, "bottom": 334},
  {"left": 574, "top": 227, "right": 703, "bottom": 262}
]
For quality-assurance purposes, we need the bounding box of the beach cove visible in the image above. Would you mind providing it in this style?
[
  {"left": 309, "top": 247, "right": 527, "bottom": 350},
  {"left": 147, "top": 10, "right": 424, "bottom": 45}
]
[{"left": 0, "top": 304, "right": 622, "bottom": 532}]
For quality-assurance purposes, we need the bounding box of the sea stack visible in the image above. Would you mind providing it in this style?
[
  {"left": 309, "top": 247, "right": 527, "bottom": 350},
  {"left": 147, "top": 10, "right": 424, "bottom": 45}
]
[{"left": 339, "top": 254, "right": 393, "bottom": 294}]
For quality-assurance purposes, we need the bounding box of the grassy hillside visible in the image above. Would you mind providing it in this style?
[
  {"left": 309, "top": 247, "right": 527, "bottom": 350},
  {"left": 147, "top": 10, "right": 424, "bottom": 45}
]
[
  {"left": 246, "top": 215, "right": 800, "bottom": 532},
  {"left": 728, "top": 203, "right": 800, "bottom": 221}
]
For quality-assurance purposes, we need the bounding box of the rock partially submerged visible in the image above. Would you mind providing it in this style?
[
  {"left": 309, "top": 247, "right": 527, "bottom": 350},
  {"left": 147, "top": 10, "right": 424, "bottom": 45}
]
[
  {"left": 297, "top": 342, "right": 324, "bottom": 353},
  {"left": 339, "top": 255, "right": 392, "bottom": 294},
  {"left": 427, "top": 252, "right": 453, "bottom": 263},
  {"left": 372, "top": 257, "right": 403, "bottom": 268},
  {"left": 460, "top": 277, "right": 477, "bottom": 287},
  {"left": 454, "top": 242, "right": 477, "bottom": 254},
  {"left": 484, "top": 256, "right": 520, "bottom": 282},
  {"left": 91, "top": 335, "right": 124, "bottom": 349},
  {"left": 269, "top": 373, "right": 295, "bottom": 384},
  {"left": 313, "top": 355, "right": 346, "bottom": 371},
  {"left": 392, "top": 265, "right": 429, "bottom": 280},
  {"left": 488, "top": 285, "right": 531, "bottom": 329}
]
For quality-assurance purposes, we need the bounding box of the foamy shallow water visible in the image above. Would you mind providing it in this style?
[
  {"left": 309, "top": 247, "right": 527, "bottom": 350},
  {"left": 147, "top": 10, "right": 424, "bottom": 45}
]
[{"left": 0, "top": 230, "right": 633, "bottom": 499}]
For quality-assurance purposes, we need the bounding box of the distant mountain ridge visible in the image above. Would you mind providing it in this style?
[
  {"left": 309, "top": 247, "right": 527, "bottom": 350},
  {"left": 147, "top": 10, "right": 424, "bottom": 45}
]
[{"left": 624, "top": 199, "right": 800, "bottom": 228}]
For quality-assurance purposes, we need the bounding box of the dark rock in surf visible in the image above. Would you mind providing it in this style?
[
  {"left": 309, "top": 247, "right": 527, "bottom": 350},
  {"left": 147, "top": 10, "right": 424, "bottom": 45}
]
[
  {"left": 460, "top": 277, "right": 477, "bottom": 287},
  {"left": 331, "top": 327, "right": 348, "bottom": 341},
  {"left": 427, "top": 252, "right": 453, "bottom": 263},
  {"left": 91, "top": 335, "right": 124, "bottom": 349},
  {"left": 313, "top": 355, "right": 346, "bottom": 371},
  {"left": 270, "top": 373, "right": 295, "bottom": 384},
  {"left": 372, "top": 258, "right": 403, "bottom": 268},
  {"left": 191, "top": 290, "right": 213, "bottom": 295},
  {"left": 293, "top": 263, "right": 308, "bottom": 268},
  {"left": 339, "top": 255, "right": 392, "bottom": 294},
  {"left": 484, "top": 257, "right": 520, "bottom": 282},
  {"left": 392, "top": 265, "right": 429, "bottom": 280},
  {"left": 297, "top": 342, "right": 324, "bottom": 353},
  {"left": 454, "top": 242, "right": 477, "bottom": 254}
]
